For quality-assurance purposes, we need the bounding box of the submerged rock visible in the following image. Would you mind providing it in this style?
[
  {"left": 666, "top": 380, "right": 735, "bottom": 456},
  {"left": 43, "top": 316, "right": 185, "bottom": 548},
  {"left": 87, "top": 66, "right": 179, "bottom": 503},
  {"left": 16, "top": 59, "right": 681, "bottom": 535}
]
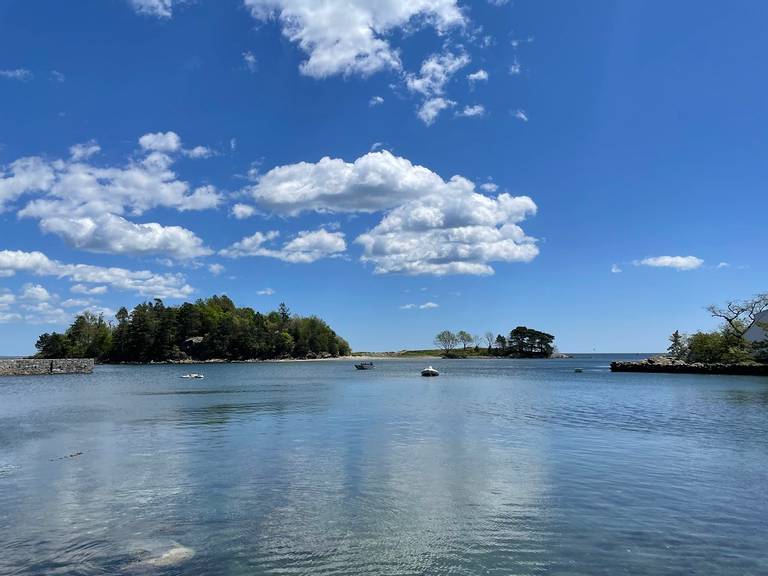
[{"left": 130, "top": 543, "right": 195, "bottom": 569}]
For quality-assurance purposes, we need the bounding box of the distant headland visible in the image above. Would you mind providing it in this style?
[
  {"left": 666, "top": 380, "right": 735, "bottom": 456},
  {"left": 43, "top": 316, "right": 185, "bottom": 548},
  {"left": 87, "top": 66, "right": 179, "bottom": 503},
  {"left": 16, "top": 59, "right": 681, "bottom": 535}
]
[{"left": 611, "top": 293, "right": 768, "bottom": 376}]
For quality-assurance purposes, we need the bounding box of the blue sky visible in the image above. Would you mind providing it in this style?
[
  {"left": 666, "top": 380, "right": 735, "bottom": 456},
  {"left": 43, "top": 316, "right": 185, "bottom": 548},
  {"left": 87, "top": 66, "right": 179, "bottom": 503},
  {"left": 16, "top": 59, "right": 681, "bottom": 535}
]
[{"left": 0, "top": 0, "right": 766, "bottom": 354}]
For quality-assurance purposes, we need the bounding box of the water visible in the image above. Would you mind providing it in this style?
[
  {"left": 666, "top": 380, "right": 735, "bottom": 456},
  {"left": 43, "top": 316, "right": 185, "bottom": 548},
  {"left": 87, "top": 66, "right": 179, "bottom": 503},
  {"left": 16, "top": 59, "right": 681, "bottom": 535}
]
[{"left": 1, "top": 356, "right": 767, "bottom": 575}]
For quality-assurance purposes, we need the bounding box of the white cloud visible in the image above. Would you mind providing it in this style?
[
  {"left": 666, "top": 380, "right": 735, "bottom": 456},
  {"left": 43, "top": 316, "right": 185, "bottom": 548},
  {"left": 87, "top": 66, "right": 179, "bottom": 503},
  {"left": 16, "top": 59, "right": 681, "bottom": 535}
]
[
  {"left": 61, "top": 298, "right": 91, "bottom": 308},
  {"left": 20, "top": 301, "right": 69, "bottom": 325},
  {"left": 370, "top": 142, "right": 385, "bottom": 152},
  {"left": 257, "top": 288, "right": 275, "bottom": 295},
  {"left": 417, "top": 97, "right": 455, "bottom": 125},
  {"left": 243, "top": 51, "right": 258, "bottom": 73},
  {"left": 357, "top": 190, "right": 538, "bottom": 276},
  {"left": 0, "top": 313, "right": 22, "bottom": 323},
  {"left": 513, "top": 109, "right": 528, "bottom": 122},
  {"left": 244, "top": 0, "right": 465, "bottom": 78},
  {"left": 231, "top": 203, "right": 256, "bottom": 219},
  {"left": 20, "top": 283, "right": 52, "bottom": 302},
  {"left": 0, "top": 69, "right": 33, "bottom": 81},
  {"left": 488, "top": 0, "right": 510, "bottom": 5},
  {"left": 419, "top": 302, "right": 439, "bottom": 309},
  {"left": 479, "top": 182, "right": 498, "bottom": 192},
  {"left": 716, "top": 262, "right": 730, "bottom": 269},
  {"left": 457, "top": 104, "right": 485, "bottom": 117},
  {"left": 208, "top": 263, "right": 225, "bottom": 275},
  {"left": 611, "top": 264, "right": 622, "bottom": 274},
  {"left": 406, "top": 50, "right": 470, "bottom": 124},
  {"left": 369, "top": 95, "right": 385, "bottom": 107},
  {"left": 37, "top": 213, "right": 211, "bottom": 259},
  {"left": 249, "top": 150, "right": 454, "bottom": 215},
  {"left": 51, "top": 70, "right": 66, "bottom": 83},
  {"left": 634, "top": 256, "right": 704, "bottom": 271},
  {"left": 129, "top": 0, "right": 175, "bottom": 18},
  {"left": 184, "top": 146, "right": 213, "bottom": 159},
  {"left": 0, "top": 294, "right": 16, "bottom": 308},
  {"left": 139, "top": 131, "right": 182, "bottom": 152},
  {"left": 406, "top": 50, "right": 470, "bottom": 97},
  {"left": 245, "top": 150, "right": 540, "bottom": 276},
  {"left": 1, "top": 133, "right": 222, "bottom": 258},
  {"left": 0, "top": 250, "right": 194, "bottom": 299},
  {"left": 509, "top": 59, "right": 521, "bottom": 75},
  {"left": 71, "top": 284, "right": 108, "bottom": 295},
  {"left": 69, "top": 140, "right": 101, "bottom": 161},
  {"left": 467, "top": 69, "right": 488, "bottom": 83},
  {"left": 400, "top": 303, "right": 416, "bottom": 309},
  {"left": 220, "top": 229, "right": 346, "bottom": 263}
]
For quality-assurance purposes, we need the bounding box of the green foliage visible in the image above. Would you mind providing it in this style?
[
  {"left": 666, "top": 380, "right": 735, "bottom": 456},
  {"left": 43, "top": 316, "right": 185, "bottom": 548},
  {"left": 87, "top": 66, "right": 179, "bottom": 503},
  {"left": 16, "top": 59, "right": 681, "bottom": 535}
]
[
  {"left": 456, "top": 330, "right": 474, "bottom": 350},
  {"left": 35, "top": 296, "right": 350, "bottom": 362},
  {"left": 506, "top": 326, "right": 555, "bottom": 358},
  {"left": 434, "top": 330, "right": 458, "bottom": 353},
  {"left": 684, "top": 326, "right": 753, "bottom": 364},
  {"left": 667, "top": 330, "right": 688, "bottom": 360}
]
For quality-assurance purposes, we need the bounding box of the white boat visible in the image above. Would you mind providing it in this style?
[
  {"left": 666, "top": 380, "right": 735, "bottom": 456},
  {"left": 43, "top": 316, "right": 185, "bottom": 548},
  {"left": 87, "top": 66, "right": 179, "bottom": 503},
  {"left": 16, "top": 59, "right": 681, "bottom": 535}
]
[
  {"left": 180, "top": 373, "right": 204, "bottom": 379},
  {"left": 421, "top": 366, "right": 439, "bottom": 377}
]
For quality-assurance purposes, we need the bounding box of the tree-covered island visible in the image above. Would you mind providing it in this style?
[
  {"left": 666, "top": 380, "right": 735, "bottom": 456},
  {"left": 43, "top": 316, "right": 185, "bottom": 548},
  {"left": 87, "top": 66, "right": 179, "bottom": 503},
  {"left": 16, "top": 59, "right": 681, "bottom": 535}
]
[
  {"left": 34, "top": 296, "right": 351, "bottom": 363},
  {"left": 433, "top": 326, "right": 556, "bottom": 358}
]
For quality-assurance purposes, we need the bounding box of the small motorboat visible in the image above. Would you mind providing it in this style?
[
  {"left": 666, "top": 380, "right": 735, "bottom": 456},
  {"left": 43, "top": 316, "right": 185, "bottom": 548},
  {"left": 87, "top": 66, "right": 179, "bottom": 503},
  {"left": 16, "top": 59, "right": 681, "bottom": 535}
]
[
  {"left": 421, "top": 366, "right": 439, "bottom": 377},
  {"left": 180, "top": 373, "right": 204, "bottom": 379},
  {"left": 355, "top": 362, "right": 375, "bottom": 370},
  {"left": 574, "top": 368, "right": 583, "bottom": 373}
]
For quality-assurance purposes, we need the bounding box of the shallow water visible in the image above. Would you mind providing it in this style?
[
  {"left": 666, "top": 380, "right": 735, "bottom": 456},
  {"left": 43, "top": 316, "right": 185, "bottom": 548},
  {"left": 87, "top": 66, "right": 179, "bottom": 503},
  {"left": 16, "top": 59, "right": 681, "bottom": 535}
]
[{"left": 1, "top": 357, "right": 767, "bottom": 575}]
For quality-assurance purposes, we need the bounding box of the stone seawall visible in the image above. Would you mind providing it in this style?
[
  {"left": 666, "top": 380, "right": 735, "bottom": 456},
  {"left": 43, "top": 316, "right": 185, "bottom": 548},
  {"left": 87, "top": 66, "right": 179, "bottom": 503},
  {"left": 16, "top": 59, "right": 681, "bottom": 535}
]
[
  {"left": 611, "top": 360, "right": 768, "bottom": 376},
  {"left": 0, "top": 358, "right": 94, "bottom": 376}
]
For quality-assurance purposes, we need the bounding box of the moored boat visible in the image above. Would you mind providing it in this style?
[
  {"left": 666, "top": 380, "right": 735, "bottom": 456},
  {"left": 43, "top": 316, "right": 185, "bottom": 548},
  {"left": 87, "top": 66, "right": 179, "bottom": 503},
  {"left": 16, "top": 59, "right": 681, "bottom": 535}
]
[
  {"left": 355, "top": 362, "right": 374, "bottom": 370},
  {"left": 180, "top": 373, "right": 204, "bottom": 379},
  {"left": 421, "top": 366, "right": 439, "bottom": 377}
]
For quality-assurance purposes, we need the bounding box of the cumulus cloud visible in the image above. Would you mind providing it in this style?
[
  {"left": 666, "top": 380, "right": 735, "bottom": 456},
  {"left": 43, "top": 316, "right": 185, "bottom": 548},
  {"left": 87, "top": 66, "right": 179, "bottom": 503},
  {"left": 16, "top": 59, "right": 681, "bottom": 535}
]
[
  {"left": 457, "top": 104, "right": 485, "bottom": 117},
  {"left": 418, "top": 97, "right": 455, "bottom": 125},
  {"left": 20, "top": 283, "right": 51, "bottom": 302},
  {"left": 208, "top": 263, "right": 225, "bottom": 275},
  {"left": 406, "top": 50, "right": 470, "bottom": 124},
  {"left": 0, "top": 250, "right": 194, "bottom": 298},
  {"left": 221, "top": 229, "right": 346, "bottom": 263},
  {"left": 184, "top": 146, "right": 213, "bottom": 159},
  {"left": 400, "top": 303, "right": 416, "bottom": 309},
  {"left": 257, "top": 288, "right": 275, "bottom": 295},
  {"left": 248, "top": 150, "right": 452, "bottom": 215},
  {"left": 247, "top": 150, "right": 539, "bottom": 276},
  {"left": 369, "top": 95, "right": 385, "bottom": 107},
  {"left": 467, "top": 69, "right": 488, "bottom": 83},
  {"left": 243, "top": 0, "right": 465, "bottom": 78},
  {"left": 611, "top": 264, "right": 622, "bottom": 274},
  {"left": 71, "top": 284, "right": 108, "bottom": 295},
  {"left": 129, "top": 0, "right": 175, "bottom": 18},
  {"left": 231, "top": 203, "right": 256, "bottom": 219},
  {"left": 0, "top": 68, "right": 33, "bottom": 81},
  {"left": 69, "top": 140, "right": 101, "bottom": 161},
  {"left": 357, "top": 189, "right": 538, "bottom": 275},
  {"left": 634, "top": 256, "right": 704, "bottom": 271},
  {"left": 509, "top": 59, "right": 521, "bottom": 75},
  {"left": 37, "top": 213, "right": 211, "bottom": 259},
  {"left": 139, "top": 131, "right": 182, "bottom": 152},
  {"left": 419, "top": 302, "right": 439, "bottom": 309},
  {"left": 479, "top": 182, "right": 498, "bottom": 192},
  {"left": 1, "top": 132, "right": 221, "bottom": 258}
]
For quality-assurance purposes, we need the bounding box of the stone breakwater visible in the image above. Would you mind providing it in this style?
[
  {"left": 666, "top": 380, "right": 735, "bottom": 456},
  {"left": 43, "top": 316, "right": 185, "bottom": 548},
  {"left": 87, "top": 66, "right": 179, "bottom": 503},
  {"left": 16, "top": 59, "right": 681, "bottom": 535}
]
[
  {"left": 0, "top": 358, "right": 94, "bottom": 376},
  {"left": 611, "top": 356, "right": 768, "bottom": 376}
]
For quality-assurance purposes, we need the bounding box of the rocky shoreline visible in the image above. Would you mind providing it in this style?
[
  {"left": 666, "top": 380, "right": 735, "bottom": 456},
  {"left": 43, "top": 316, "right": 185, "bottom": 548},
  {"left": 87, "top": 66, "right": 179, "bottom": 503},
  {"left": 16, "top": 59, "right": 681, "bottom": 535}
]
[{"left": 611, "top": 356, "right": 768, "bottom": 376}]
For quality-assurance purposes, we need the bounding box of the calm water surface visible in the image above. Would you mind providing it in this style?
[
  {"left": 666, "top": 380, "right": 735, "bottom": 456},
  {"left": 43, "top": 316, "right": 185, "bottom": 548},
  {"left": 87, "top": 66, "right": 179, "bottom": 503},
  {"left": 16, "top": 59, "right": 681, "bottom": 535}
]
[{"left": 1, "top": 357, "right": 767, "bottom": 575}]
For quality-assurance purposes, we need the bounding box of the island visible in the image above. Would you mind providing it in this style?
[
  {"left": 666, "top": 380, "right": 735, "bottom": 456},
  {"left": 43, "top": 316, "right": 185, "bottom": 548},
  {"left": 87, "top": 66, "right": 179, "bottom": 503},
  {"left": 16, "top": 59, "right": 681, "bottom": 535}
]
[
  {"left": 33, "top": 296, "right": 351, "bottom": 363},
  {"left": 611, "top": 294, "right": 768, "bottom": 376}
]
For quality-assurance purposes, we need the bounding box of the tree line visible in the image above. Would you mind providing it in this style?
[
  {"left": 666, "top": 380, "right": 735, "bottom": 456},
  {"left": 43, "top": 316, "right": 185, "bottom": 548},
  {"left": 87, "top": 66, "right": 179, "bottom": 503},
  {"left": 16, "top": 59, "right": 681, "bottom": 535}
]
[
  {"left": 34, "top": 296, "right": 351, "bottom": 362},
  {"left": 667, "top": 294, "right": 768, "bottom": 364},
  {"left": 434, "top": 326, "right": 555, "bottom": 358}
]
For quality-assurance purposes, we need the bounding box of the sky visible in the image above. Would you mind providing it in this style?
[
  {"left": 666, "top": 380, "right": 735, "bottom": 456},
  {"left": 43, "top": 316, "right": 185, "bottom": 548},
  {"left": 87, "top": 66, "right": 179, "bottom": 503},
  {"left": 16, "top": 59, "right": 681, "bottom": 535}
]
[{"left": 0, "top": 0, "right": 766, "bottom": 355}]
